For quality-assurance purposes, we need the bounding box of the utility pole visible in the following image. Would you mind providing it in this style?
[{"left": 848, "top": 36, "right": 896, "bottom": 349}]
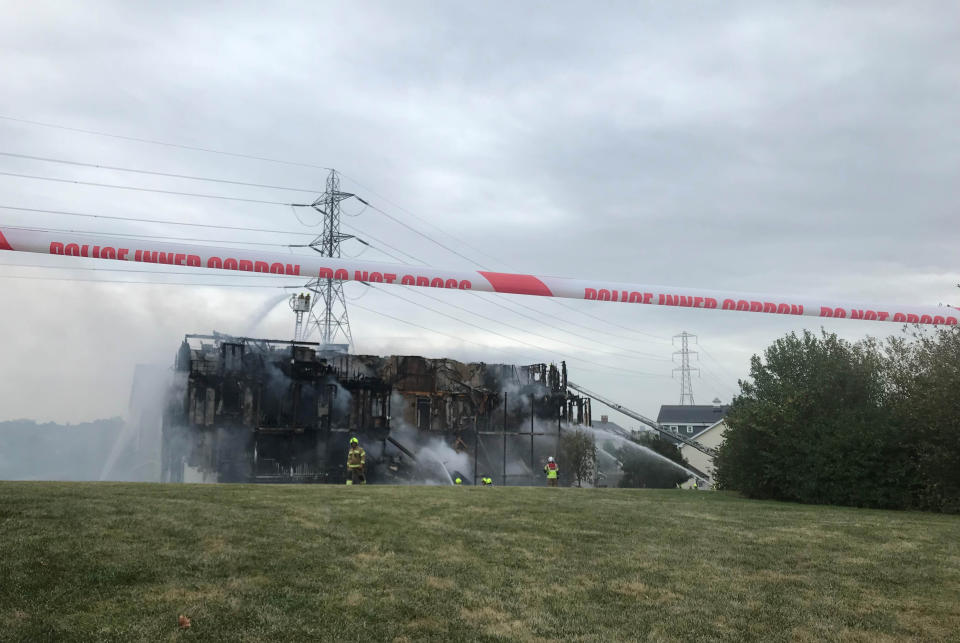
[
  {"left": 672, "top": 331, "right": 700, "bottom": 405},
  {"left": 304, "top": 169, "right": 356, "bottom": 349}
]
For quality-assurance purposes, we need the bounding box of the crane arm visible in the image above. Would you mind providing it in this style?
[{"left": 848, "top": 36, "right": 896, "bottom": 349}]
[{"left": 566, "top": 381, "right": 719, "bottom": 458}]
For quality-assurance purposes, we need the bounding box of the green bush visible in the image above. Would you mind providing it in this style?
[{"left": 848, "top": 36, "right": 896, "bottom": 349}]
[{"left": 715, "top": 328, "right": 960, "bottom": 513}]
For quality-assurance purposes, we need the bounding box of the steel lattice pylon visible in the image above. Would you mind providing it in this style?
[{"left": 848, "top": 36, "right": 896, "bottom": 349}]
[
  {"left": 303, "top": 169, "right": 355, "bottom": 348},
  {"left": 672, "top": 331, "right": 700, "bottom": 405}
]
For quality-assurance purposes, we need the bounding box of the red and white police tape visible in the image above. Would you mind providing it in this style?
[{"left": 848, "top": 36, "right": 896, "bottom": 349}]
[{"left": 0, "top": 226, "right": 955, "bottom": 326}]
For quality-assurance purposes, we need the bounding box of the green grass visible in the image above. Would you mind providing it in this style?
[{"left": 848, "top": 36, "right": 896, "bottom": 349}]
[{"left": 1, "top": 483, "right": 959, "bottom": 642}]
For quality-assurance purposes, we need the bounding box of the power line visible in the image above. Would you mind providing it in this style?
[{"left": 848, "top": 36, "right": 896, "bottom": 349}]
[
  {"left": 0, "top": 115, "right": 685, "bottom": 354},
  {"left": 0, "top": 171, "right": 311, "bottom": 206},
  {"left": 0, "top": 274, "right": 291, "bottom": 288},
  {"left": 0, "top": 205, "right": 416, "bottom": 263},
  {"left": 0, "top": 204, "right": 317, "bottom": 236},
  {"left": 0, "top": 114, "right": 333, "bottom": 171},
  {"left": 699, "top": 345, "right": 743, "bottom": 389},
  {"left": 477, "top": 292, "right": 668, "bottom": 345},
  {"left": 0, "top": 152, "right": 324, "bottom": 194},
  {"left": 0, "top": 262, "right": 309, "bottom": 279},
  {"left": 367, "top": 284, "right": 666, "bottom": 377},
  {"left": 339, "top": 220, "right": 427, "bottom": 264},
  {"left": 548, "top": 298, "right": 672, "bottom": 342},
  {"left": 400, "top": 285, "right": 667, "bottom": 364},
  {"left": 0, "top": 224, "right": 315, "bottom": 248},
  {"left": 346, "top": 185, "right": 674, "bottom": 346},
  {"left": 353, "top": 197, "right": 486, "bottom": 267},
  {"left": 467, "top": 291, "right": 671, "bottom": 359},
  {"left": 339, "top": 172, "right": 503, "bottom": 268}
]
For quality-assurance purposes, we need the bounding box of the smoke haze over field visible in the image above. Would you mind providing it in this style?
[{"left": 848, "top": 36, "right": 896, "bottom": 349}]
[{"left": 1, "top": 2, "right": 958, "bottom": 424}]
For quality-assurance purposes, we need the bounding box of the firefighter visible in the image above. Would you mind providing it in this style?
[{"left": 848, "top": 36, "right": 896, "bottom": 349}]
[
  {"left": 544, "top": 456, "right": 559, "bottom": 487},
  {"left": 454, "top": 476, "right": 462, "bottom": 485},
  {"left": 481, "top": 476, "right": 493, "bottom": 486},
  {"left": 692, "top": 480, "right": 699, "bottom": 490},
  {"left": 346, "top": 437, "right": 366, "bottom": 485}
]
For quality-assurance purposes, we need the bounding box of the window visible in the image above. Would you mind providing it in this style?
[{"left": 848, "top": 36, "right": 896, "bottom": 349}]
[
  {"left": 416, "top": 397, "right": 431, "bottom": 431},
  {"left": 686, "top": 426, "right": 694, "bottom": 434}
]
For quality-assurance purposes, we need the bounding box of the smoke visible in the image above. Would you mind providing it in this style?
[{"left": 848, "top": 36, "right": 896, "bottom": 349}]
[{"left": 387, "top": 419, "right": 471, "bottom": 485}]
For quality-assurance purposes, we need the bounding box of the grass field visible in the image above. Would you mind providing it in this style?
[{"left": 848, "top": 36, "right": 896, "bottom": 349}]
[{"left": 1, "top": 483, "right": 959, "bottom": 642}]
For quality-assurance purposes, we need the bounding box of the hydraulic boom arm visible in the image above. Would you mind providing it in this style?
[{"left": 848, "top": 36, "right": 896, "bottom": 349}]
[{"left": 566, "top": 381, "right": 719, "bottom": 458}]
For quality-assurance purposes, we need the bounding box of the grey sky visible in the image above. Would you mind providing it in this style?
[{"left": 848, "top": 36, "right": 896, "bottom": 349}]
[{"left": 1, "top": 1, "right": 958, "bottom": 423}]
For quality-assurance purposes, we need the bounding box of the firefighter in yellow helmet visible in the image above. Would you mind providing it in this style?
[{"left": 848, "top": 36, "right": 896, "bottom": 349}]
[{"left": 346, "top": 437, "right": 366, "bottom": 485}]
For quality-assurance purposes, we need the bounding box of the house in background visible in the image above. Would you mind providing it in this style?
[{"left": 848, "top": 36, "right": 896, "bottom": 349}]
[
  {"left": 677, "top": 418, "right": 728, "bottom": 486},
  {"left": 656, "top": 398, "right": 729, "bottom": 446}
]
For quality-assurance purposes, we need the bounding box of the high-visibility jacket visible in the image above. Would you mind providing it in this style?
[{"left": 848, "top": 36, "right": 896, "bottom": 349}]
[
  {"left": 454, "top": 477, "right": 462, "bottom": 485},
  {"left": 482, "top": 477, "right": 493, "bottom": 485},
  {"left": 544, "top": 462, "right": 558, "bottom": 479},
  {"left": 347, "top": 447, "right": 366, "bottom": 469}
]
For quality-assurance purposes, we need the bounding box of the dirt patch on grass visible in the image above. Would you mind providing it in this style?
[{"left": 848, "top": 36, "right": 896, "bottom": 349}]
[
  {"left": 202, "top": 536, "right": 227, "bottom": 554},
  {"left": 425, "top": 576, "right": 454, "bottom": 590},
  {"left": 435, "top": 544, "right": 468, "bottom": 563},
  {"left": 405, "top": 616, "right": 444, "bottom": 633},
  {"left": 460, "top": 606, "right": 532, "bottom": 641},
  {"left": 611, "top": 580, "right": 681, "bottom": 604},
  {"left": 226, "top": 574, "right": 270, "bottom": 590},
  {"left": 344, "top": 591, "right": 363, "bottom": 607},
  {"left": 749, "top": 569, "right": 812, "bottom": 586},
  {"left": 5, "top": 610, "right": 28, "bottom": 623},
  {"left": 354, "top": 548, "right": 396, "bottom": 564}
]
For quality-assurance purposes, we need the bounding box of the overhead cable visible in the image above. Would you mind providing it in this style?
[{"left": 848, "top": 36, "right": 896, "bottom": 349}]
[
  {"left": 401, "top": 285, "right": 671, "bottom": 364},
  {"left": 0, "top": 262, "right": 308, "bottom": 279},
  {"left": 0, "top": 114, "right": 333, "bottom": 171},
  {"left": 0, "top": 205, "right": 316, "bottom": 236},
  {"left": 0, "top": 224, "right": 314, "bottom": 248},
  {"left": 366, "top": 284, "right": 667, "bottom": 377},
  {"left": 0, "top": 152, "right": 324, "bottom": 194},
  {"left": 0, "top": 274, "right": 291, "bottom": 288},
  {"left": 0, "top": 171, "right": 311, "bottom": 206}
]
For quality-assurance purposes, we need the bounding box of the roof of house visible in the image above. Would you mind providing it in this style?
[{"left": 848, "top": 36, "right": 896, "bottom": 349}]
[
  {"left": 657, "top": 404, "right": 729, "bottom": 425},
  {"left": 592, "top": 418, "right": 631, "bottom": 436},
  {"left": 680, "top": 418, "right": 727, "bottom": 444}
]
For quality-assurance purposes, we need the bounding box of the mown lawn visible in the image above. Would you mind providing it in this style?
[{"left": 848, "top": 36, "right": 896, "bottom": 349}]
[{"left": 1, "top": 482, "right": 958, "bottom": 642}]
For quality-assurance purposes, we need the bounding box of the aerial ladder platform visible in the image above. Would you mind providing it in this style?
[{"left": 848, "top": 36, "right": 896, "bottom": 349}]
[{"left": 566, "top": 381, "right": 719, "bottom": 458}]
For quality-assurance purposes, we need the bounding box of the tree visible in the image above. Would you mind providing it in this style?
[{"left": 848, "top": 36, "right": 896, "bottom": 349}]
[
  {"left": 560, "top": 429, "right": 596, "bottom": 487},
  {"left": 884, "top": 327, "right": 960, "bottom": 513},
  {"left": 715, "top": 328, "right": 960, "bottom": 513},
  {"left": 617, "top": 433, "right": 690, "bottom": 488},
  {"left": 715, "top": 330, "right": 913, "bottom": 509}
]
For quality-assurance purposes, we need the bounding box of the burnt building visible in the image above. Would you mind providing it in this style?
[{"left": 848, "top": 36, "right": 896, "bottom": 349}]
[{"left": 162, "top": 333, "right": 592, "bottom": 485}]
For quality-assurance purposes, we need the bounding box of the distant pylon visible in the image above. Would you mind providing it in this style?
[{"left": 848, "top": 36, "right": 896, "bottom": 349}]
[
  {"left": 672, "top": 331, "right": 700, "bottom": 405},
  {"left": 304, "top": 169, "right": 356, "bottom": 348}
]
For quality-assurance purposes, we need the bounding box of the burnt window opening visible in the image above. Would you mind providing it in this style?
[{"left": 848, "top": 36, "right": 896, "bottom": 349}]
[{"left": 416, "top": 397, "right": 431, "bottom": 431}]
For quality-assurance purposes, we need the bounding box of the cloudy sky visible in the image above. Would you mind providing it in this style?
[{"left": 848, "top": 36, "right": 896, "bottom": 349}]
[{"left": 1, "top": 1, "right": 958, "bottom": 424}]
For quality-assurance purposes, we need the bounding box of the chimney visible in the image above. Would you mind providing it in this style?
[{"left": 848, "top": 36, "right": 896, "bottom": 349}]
[{"left": 600, "top": 415, "right": 608, "bottom": 423}]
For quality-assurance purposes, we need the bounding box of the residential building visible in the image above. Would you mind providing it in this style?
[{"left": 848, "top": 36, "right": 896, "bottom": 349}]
[
  {"left": 678, "top": 419, "right": 728, "bottom": 486},
  {"left": 656, "top": 399, "right": 729, "bottom": 445}
]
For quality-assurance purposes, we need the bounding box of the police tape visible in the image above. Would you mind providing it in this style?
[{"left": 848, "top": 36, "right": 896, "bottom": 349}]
[{"left": 0, "top": 226, "right": 955, "bottom": 326}]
